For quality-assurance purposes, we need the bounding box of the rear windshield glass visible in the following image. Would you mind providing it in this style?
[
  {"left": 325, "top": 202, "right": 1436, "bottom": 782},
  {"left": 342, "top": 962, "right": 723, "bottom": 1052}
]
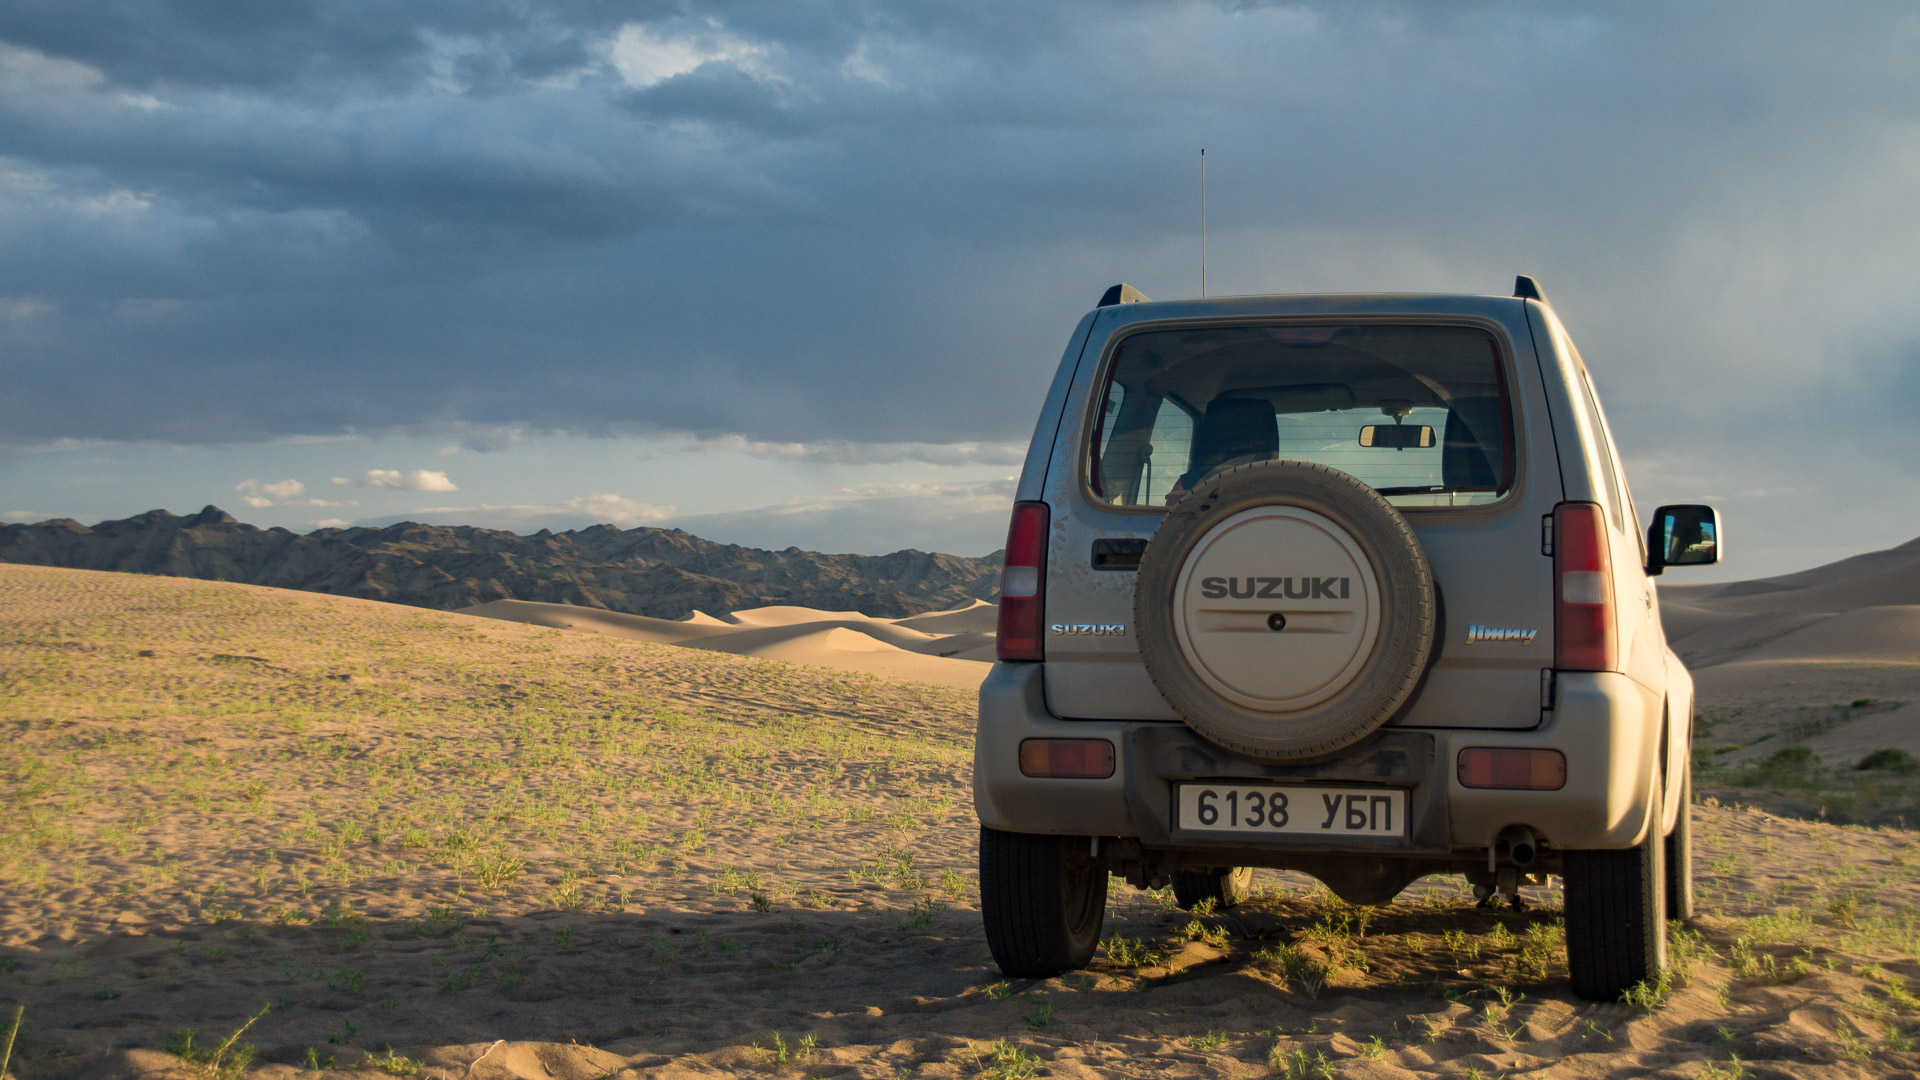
[{"left": 1088, "top": 324, "right": 1513, "bottom": 509}]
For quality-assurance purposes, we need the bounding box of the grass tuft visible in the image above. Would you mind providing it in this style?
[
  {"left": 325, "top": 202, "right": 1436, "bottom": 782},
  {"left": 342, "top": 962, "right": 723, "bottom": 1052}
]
[
  {"left": 365, "top": 1046, "right": 426, "bottom": 1076},
  {"left": 0, "top": 1005, "right": 22, "bottom": 1080},
  {"left": 1100, "top": 933, "right": 1170, "bottom": 970},
  {"left": 163, "top": 1002, "right": 270, "bottom": 1079},
  {"left": 754, "top": 1031, "right": 818, "bottom": 1066},
  {"left": 473, "top": 851, "right": 525, "bottom": 890},
  {"left": 975, "top": 1039, "right": 1043, "bottom": 1080},
  {"left": 1858, "top": 748, "right": 1920, "bottom": 774},
  {"left": 1267, "top": 1043, "right": 1335, "bottom": 1079}
]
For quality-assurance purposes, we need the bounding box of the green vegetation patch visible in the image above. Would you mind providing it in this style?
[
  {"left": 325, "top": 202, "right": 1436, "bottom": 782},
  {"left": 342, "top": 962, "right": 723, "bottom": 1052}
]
[{"left": 0, "top": 567, "right": 977, "bottom": 941}]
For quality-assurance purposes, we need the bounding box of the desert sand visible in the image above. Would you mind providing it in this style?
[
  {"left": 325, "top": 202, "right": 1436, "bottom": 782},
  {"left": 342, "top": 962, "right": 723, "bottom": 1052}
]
[
  {"left": 1660, "top": 535, "right": 1920, "bottom": 770},
  {"left": 460, "top": 598, "right": 997, "bottom": 690},
  {"left": 4, "top": 562, "right": 1920, "bottom": 1078}
]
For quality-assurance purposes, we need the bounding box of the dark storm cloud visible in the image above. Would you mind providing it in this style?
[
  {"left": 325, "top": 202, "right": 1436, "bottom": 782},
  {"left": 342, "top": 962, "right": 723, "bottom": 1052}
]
[
  {"left": 2, "top": 1, "right": 1919, "bottom": 452},
  {"left": 0, "top": 0, "right": 644, "bottom": 92}
]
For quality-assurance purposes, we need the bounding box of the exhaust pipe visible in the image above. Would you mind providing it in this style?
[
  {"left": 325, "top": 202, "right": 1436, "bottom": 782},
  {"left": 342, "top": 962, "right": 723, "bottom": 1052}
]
[{"left": 1497, "top": 825, "right": 1539, "bottom": 867}]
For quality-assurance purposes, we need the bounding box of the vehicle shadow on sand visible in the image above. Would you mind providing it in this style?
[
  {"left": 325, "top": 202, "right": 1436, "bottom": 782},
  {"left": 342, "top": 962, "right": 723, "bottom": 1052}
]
[{"left": 1, "top": 878, "right": 1815, "bottom": 1079}]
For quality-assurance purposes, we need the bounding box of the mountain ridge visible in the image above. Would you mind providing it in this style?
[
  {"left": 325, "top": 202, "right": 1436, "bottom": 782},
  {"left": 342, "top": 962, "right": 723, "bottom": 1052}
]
[{"left": 0, "top": 507, "right": 1003, "bottom": 620}]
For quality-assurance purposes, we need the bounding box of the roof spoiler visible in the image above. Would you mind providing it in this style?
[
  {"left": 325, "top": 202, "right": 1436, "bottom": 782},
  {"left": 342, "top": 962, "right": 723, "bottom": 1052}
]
[
  {"left": 1098, "top": 283, "right": 1150, "bottom": 307},
  {"left": 1513, "top": 275, "right": 1549, "bottom": 304}
]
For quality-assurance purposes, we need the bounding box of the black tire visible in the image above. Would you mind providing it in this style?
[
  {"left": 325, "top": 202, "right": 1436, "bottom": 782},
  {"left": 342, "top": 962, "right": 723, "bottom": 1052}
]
[
  {"left": 978, "top": 826, "right": 1108, "bottom": 978},
  {"left": 1667, "top": 765, "right": 1694, "bottom": 921},
  {"left": 1564, "top": 776, "right": 1668, "bottom": 1001},
  {"left": 1134, "top": 460, "right": 1435, "bottom": 761},
  {"left": 1171, "top": 866, "right": 1254, "bottom": 911}
]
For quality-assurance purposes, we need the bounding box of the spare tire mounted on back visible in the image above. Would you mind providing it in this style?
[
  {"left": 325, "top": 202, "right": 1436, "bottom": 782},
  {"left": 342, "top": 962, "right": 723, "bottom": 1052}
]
[{"left": 1134, "top": 460, "right": 1436, "bottom": 761}]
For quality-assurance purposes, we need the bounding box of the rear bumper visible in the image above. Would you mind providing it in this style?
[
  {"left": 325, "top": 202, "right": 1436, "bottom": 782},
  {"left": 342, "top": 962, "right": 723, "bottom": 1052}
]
[{"left": 972, "top": 663, "right": 1661, "bottom": 854}]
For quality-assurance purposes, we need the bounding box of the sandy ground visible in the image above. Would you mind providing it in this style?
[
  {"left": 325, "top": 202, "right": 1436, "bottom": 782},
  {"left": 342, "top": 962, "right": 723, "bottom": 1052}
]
[
  {"left": 1660, "top": 537, "right": 1920, "bottom": 785},
  {"left": 459, "top": 599, "right": 996, "bottom": 691},
  {"left": 4, "top": 563, "right": 1920, "bottom": 1078}
]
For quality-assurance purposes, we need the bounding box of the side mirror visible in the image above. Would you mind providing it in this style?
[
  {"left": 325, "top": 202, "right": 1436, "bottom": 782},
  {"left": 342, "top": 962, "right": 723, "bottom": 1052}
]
[{"left": 1646, "top": 504, "right": 1721, "bottom": 576}]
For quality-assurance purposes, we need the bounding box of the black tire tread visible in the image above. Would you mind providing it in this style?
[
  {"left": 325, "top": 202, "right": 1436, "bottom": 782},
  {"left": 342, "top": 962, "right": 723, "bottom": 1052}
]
[
  {"left": 979, "top": 826, "right": 1106, "bottom": 978},
  {"left": 1667, "top": 767, "right": 1694, "bottom": 921},
  {"left": 1564, "top": 781, "right": 1667, "bottom": 1001},
  {"left": 1564, "top": 849, "right": 1641, "bottom": 999}
]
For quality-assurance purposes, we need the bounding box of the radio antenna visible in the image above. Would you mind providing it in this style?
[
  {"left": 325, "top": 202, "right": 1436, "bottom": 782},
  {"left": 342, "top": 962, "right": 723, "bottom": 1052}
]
[{"left": 1200, "top": 148, "right": 1207, "bottom": 297}]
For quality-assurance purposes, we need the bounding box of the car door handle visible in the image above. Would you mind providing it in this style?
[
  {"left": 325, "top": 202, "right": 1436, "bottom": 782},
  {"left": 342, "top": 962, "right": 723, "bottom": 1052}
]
[{"left": 1091, "top": 538, "right": 1147, "bottom": 571}]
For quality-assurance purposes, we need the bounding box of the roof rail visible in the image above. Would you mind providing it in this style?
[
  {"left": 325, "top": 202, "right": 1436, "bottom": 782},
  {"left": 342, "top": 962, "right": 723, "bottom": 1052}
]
[
  {"left": 1098, "top": 283, "right": 1150, "bottom": 307},
  {"left": 1513, "top": 275, "right": 1548, "bottom": 304}
]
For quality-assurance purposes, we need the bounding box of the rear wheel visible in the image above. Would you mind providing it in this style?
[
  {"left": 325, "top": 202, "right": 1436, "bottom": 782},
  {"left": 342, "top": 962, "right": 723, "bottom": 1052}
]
[
  {"left": 1564, "top": 775, "right": 1668, "bottom": 1001},
  {"left": 1666, "top": 767, "right": 1694, "bottom": 922},
  {"left": 1172, "top": 866, "right": 1254, "bottom": 911},
  {"left": 979, "top": 826, "right": 1108, "bottom": 978}
]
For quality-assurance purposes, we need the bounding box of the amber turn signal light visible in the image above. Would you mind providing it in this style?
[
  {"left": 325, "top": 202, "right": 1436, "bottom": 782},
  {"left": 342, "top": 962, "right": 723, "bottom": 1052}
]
[
  {"left": 1457, "top": 748, "right": 1566, "bottom": 790},
  {"left": 1018, "top": 738, "right": 1115, "bottom": 779}
]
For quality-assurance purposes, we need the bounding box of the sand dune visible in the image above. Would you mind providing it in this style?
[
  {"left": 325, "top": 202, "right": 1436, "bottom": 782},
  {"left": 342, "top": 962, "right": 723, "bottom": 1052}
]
[
  {"left": 462, "top": 597, "right": 996, "bottom": 690},
  {"left": 724, "top": 605, "right": 882, "bottom": 627},
  {"left": 893, "top": 598, "right": 998, "bottom": 635},
  {"left": 461, "top": 599, "right": 739, "bottom": 644},
  {"left": 1660, "top": 536, "right": 1920, "bottom": 668},
  {"left": 1718, "top": 605, "right": 1920, "bottom": 667},
  {"left": 917, "top": 629, "right": 999, "bottom": 663},
  {"left": 1662, "top": 533, "right": 1920, "bottom": 623},
  {"left": 1689, "top": 534, "right": 1920, "bottom": 596},
  {"left": 1661, "top": 534, "right": 1920, "bottom": 768}
]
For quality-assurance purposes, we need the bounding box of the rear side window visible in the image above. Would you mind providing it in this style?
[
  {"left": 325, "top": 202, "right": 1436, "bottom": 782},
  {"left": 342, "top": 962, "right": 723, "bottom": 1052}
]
[{"left": 1088, "top": 324, "right": 1514, "bottom": 509}]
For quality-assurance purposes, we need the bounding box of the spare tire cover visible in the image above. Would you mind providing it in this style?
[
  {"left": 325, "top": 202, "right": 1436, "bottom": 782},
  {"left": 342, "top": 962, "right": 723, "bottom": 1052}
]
[{"left": 1134, "top": 459, "right": 1435, "bottom": 761}]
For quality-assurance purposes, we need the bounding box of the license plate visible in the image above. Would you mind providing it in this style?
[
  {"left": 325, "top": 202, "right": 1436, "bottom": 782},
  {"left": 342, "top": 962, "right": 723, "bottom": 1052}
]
[{"left": 1175, "top": 783, "right": 1405, "bottom": 838}]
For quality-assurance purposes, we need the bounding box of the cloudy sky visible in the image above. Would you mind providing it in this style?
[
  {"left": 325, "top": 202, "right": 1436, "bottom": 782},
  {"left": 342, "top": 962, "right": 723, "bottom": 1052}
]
[{"left": 3, "top": 2, "right": 1918, "bottom": 576}]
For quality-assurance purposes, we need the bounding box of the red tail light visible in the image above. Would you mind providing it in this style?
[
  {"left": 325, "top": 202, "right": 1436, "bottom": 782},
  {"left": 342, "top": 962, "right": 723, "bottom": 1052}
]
[
  {"left": 1457, "top": 748, "right": 1567, "bottom": 790},
  {"left": 1019, "top": 738, "right": 1115, "bottom": 778},
  {"left": 996, "top": 501, "right": 1049, "bottom": 661},
  {"left": 1553, "top": 501, "right": 1616, "bottom": 671}
]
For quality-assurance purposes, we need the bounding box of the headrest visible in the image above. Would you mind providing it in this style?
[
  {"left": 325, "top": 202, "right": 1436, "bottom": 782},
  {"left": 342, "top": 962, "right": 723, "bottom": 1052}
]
[{"left": 1190, "top": 397, "right": 1278, "bottom": 479}]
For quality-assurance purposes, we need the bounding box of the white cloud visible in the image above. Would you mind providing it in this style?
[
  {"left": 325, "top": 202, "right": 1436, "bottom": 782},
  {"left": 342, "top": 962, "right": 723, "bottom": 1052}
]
[
  {"left": 682, "top": 434, "right": 1027, "bottom": 467},
  {"left": 79, "top": 189, "right": 152, "bottom": 217},
  {"left": 406, "top": 470, "right": 458, "bottom": 492},
  {"left": 604, "top": 22, "right": 764, "bottom": 87},
  {"left": 234, "top": 477, "right": 306, "bottom": 507},
  {"left": 0, "top": 41, "right": 106, "bottom": 95},
  {"left": 2, "top": 510, "right": 54, "bottom": 522},
  {"left": 559, "top": 493, "right": 675, "bottom": 525},
  {"left": 340, "top": 468, "right": 459, "bottom": 492},
  {"left": 376, "top": 494, "right": 676, "bottom": 531},
  {"left": 414, "top": 494, "right": 673, "bottom": 526},
  {"left": 115, "top": 91, "right": 170, "bottom": 112},
  {"left": 311, "top": 518, "right": 351, "bottom": 530}
]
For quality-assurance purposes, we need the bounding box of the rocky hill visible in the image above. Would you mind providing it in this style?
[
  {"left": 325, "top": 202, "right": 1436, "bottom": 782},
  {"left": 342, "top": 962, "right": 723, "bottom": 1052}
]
[{"left": 0, "top": 507, "right": 1002, "bottom": 619}]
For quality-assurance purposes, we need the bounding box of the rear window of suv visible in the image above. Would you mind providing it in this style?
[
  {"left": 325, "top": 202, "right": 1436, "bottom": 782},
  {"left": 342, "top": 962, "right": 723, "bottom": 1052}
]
[{"left": 1087, "top": 323, "right": 1513, "bottom": 509}]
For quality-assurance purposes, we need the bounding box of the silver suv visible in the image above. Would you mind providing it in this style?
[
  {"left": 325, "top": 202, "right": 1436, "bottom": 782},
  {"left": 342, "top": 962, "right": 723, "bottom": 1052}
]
[{"left": 974, "top": 279, "right": 1721, "bottom": 1001}]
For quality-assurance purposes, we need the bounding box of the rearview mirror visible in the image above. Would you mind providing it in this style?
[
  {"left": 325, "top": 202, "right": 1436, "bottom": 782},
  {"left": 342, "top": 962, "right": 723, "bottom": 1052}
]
[
  {"left": 1358, "top": 424, "right": 1435, "bottom": 450},
  {"left": 1646, "top": 504, "right": 1720, "bottom": 575}
]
